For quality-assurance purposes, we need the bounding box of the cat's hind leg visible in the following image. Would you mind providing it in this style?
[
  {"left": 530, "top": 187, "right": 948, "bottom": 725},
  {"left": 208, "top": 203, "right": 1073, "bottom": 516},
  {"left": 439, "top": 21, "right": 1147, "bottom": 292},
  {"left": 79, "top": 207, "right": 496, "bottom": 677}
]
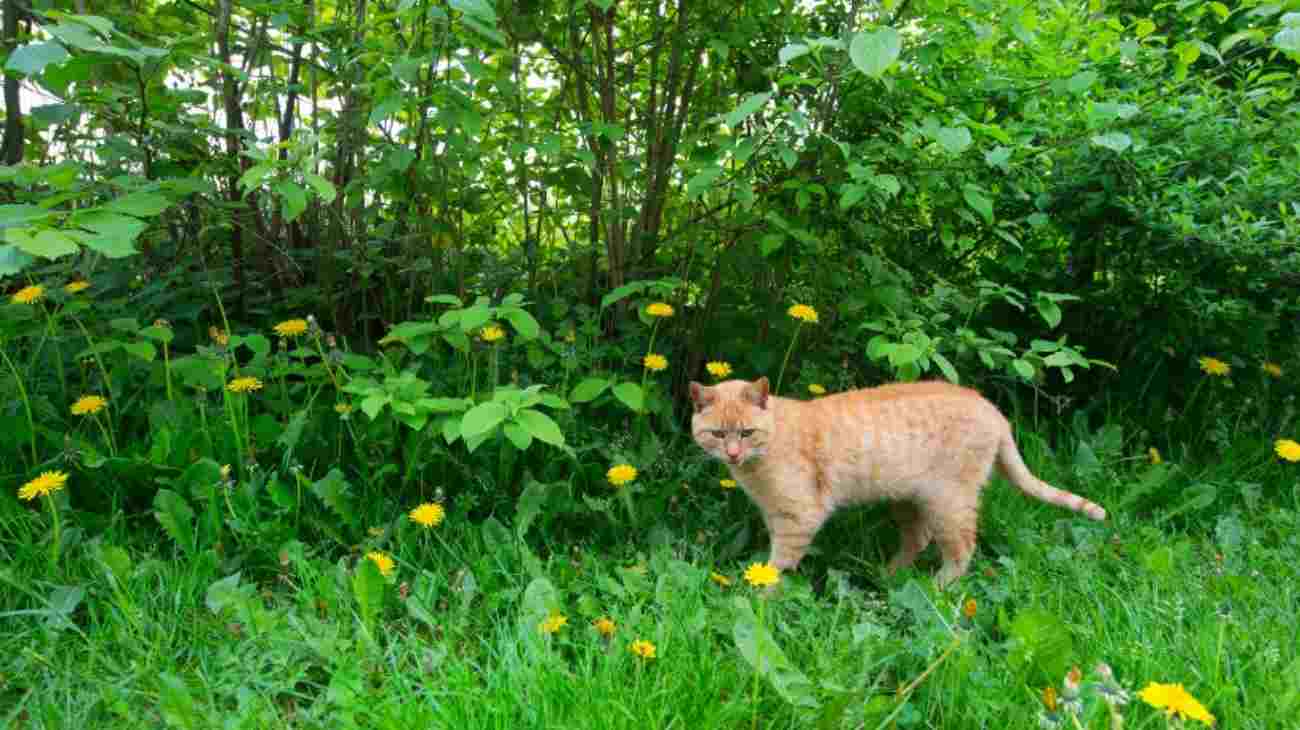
[
  {"left": 932, "top": 498, "right": 979, "bottom": 588},
  {"left": 886, "top": 501, "right": 932, "bottom": 574}
]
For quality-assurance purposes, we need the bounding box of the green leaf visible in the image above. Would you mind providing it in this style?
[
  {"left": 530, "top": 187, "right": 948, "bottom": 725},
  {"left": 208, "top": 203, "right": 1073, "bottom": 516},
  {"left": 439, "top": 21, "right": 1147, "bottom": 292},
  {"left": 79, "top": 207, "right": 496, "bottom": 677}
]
[
  {"left": 838, "top": 184, "right": 867, "bottom": 210},
  {"left": 0, "top": 244, "right": 34, "bottom": 276},
  {"left": 153, "top": 489, "right": 195, "bottom": 556},
  {"left": 123, "top": 341, "right": 157, "bottom": 362},
  {"left": 686, "top": 165, "right": 723, "bottom": 199},
  {"left": 104, "top": 192, "right": 170, "bottom": 217},
  {"left": 460, "top": 401, "right": 508, "bottom": 439},
  {"left": 1090, "top": 132, "right": 1132, "bottom": 153},
  {"left": 932, "top": 352, "right": 960, "bottom": 383},
  {"left": 778, "top": 43, "right": 809, "bottom": 65},
  {"left": 1034, "top": 297, "right": 1063, "bottom": 328},
  {"left": 599, "top": 281, "right": 646, "bottom": 310},
  {"left": 1065, "top": 71, "right": 1098, "bottom": 94},
  {"left": 503, "top": 422, "right": 533, "bottom": 450},
  {"left": 204, "top": 573, "right": 248, "bottom": 615},
  {"left": 158, "top": 673, "right": 201, "bottom": 730},
  {"left": 304, "top": 173, "right": 337, "bottom": 204},
  {"left": 1006, "top": 608, "right": 1073, "bottom": 682},
  {"left": 499, "top": 307, "right": 541, "bottom": 339},
  {"left": 934, "top": 126, "right": 972, "bottom": 155},
  {"left": 760, "top": 233, "right": 785, "bottom": 257},
  {"left": 515, "top": 408, "right": 565, "bottom": 446},
  {"left": 569, "top": 377, "right": 610, "bottom": 403},
  {"left": 1011, "top": 359, "right": 1035, "bottom": 380},
  {"left": 0, "top": 204, "right": 53, "bottom": 227},
  {"left": 732, "top": 597, "right": 819, "bottom": 708},
  {"left": 849, "top": 27, "right": 902, "bottom": 79},
  {"left": 725, "top": 92, "right": 771, "bottom": 127},
  {"left": 5, "top": 42, "right": 70, "bottom": 76},
  {"left": 962, "top": 185, "right": 994, "bottom": 224},
  {"left": 612, "top": 382, "right": 644, "bottom": 412},
  {"left": 11, "top": 229, "right": 80, "bottom": 259},
  {"left": 274, "top": 181, "right": 307, "bottom": 223},
  {"left": 311, "top": 469, "right": 358, "bottom": 530},
  {"left": 353, "top": 558, "right": 385, "bottom": 634},
  {"left": 74, "top": 210, "right": 147, "bottom": 239}
]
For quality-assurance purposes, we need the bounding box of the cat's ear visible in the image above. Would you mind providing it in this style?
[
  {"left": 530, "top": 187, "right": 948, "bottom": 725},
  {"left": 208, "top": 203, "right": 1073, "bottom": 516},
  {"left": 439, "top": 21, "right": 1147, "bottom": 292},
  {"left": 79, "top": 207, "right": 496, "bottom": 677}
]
[
  {"left": 746, "top": 377, "right": 770, "bottom": 409},
  {"left": 689, "top": 382, "right": 715, "bottom": 413}
]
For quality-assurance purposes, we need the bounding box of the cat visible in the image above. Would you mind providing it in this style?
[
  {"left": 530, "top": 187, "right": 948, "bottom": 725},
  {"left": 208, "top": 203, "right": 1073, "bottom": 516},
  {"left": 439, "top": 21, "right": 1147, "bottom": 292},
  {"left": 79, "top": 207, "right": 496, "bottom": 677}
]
[{"left": 689, "top": 377, "right": 1106, "bottom": 586}]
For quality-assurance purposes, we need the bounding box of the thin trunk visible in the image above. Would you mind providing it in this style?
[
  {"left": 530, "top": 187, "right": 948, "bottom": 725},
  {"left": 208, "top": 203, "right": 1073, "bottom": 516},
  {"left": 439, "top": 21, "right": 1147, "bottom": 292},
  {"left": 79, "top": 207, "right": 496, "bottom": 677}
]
[
  {"left": 215, "top": 0, "right": 247, "bottom": 316},
  {"left": 1, "top": 0, "right": 24, "bottom": 165}
]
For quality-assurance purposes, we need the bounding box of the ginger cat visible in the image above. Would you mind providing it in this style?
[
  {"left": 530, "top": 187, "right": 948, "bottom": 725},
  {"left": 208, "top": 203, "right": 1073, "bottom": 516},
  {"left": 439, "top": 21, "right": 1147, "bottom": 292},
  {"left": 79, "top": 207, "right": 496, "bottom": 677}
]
[{"left": 690, "top": 377, "right": 1106, "bottom": 586}]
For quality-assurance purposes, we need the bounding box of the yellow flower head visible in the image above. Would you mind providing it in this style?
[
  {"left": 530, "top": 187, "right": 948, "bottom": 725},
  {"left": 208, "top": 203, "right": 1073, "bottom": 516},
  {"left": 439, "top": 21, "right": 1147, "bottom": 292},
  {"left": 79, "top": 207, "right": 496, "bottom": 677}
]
[
  {"left": 593, "top": 616, "right": 616, "bottom": 637},
  {"left": 808, "top": 383, "right": 826, "bottom": 395},
  {"left": 646, "top": 302, "right": 675, "bottom": 318},
  {"left": 1263, "top": 362, "right": 1283, "bottom": 378},
  {"left": 11, "top": 285, "right": 44, "bottom": 304},
  {"left": 787, "top": 304, "right": 819, "bottom": 323},
  {"left": 719, "top": 478, "right": 737, "bottom": 489},
  {"left": 1198, "top": 356, "right": 1230, "bottom": 377},
  {"left": 273, "top": 319, "right": 309, "bottom": 337},
  {"left": 480, "top": 325, "right": 506, "bottom": 343},
  {"left": 65, "top": 281, "right": 90, "bottom": 294},
  {"left": 71, "top": 395, "right": 108, "bottom": 416},
  {"left": 1042, "top": 686, "right": 1058, "bottom": 712},
  {"left": 18, "top": 471, "right": 69, "bottom": 501},
  {"left": 1149, "top": 447, "right": 1162, "bottom": 465},
  {"left": 743, "top": 562, "right": 780, "bottom": 588},
  {"left": 962, "top": 598, "right": 977, "bottom": 619},
  {"left": 409, "top": 502, "right": 446, "bottom": 527},
  {"left": 1275, "top": 439, "right": 1300, "bottom": 463},
  {"left": 710, "top": 571, "right": 733, "bottom": 587},
  {"left": 629, "top": 639, "right": 657, "bottom": 660},
  {"left": 706, "top": 361, "right": 732, "bottom": 379},
  {"left": 219, "top": 464, "right": 233, "bottom": 481},
  {"left": 335, "top": 403, "right": 353, "bottom": 415},
  {"left": 607, "top": 464, "right": 637, "bottom": 487},
  {"left": 540, "top": 612, "right": 568, "bottom": 634},
  {"left": 364, "top": 551, "right": 395, "bottom": 577},
  {"left": 1137, "top": 682, "right": 1215, "bottom": 726},
  {"left": 643, "top": 353, "right": 668, "bottom": 371},
  {"left": 226, "top": 376, "right": 264, "bottom": 394},
  {"left": 209, "top": 326, "right": 229, "bottom": 347}
]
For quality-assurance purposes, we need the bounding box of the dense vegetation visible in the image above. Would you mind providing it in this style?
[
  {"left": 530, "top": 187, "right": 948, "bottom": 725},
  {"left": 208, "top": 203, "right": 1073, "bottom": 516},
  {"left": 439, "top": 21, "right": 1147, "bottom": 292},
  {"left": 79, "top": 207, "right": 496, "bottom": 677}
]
[{"left": 2, "top": 0, "right": 1298, "bottom": 727}]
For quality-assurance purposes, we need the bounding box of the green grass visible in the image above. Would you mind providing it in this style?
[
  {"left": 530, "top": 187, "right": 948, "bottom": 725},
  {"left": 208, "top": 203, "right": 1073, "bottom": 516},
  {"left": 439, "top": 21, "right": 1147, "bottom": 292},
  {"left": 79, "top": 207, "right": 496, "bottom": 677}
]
[{"left": 3, "top": 435, "right": 1297, "bottom": 729}]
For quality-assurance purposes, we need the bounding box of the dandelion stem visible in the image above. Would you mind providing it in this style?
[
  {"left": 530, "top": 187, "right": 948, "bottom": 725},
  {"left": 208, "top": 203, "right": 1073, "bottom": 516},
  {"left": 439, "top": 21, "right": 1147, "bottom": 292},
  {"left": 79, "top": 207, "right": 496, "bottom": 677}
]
[
  {"left": 774, "top": 321, "right": 804, "bottom": 396},
  {"left": 0, "top": 342, "right": 39, "bottom": 466},
  {"left": 45, "top": 491, "right": 63, "bottom": 565},
  {"left": 69, "top": 315, "right": 117, "bottom": 402}
]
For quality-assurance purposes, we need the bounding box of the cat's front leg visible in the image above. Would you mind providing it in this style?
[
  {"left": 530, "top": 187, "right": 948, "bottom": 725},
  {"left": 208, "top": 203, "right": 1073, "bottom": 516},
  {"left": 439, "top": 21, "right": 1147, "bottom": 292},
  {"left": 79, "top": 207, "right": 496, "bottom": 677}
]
[{"left": 766, "top": 509, "right": 829, "bottom": 573}]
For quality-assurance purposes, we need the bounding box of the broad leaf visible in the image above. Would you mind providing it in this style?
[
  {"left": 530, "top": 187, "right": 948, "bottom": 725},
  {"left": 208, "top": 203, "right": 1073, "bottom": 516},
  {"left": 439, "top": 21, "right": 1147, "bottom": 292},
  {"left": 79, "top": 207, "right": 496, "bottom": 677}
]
[
  {"left": 962, "top": 185, "right": 994, "bottom": 224},
  {"left": 153, "top": 489, "right": 195, "bottom": 556},
  {"left": 5, "top": 42, "right": 70, "bottom": 76},
  {"left": 849, "top": 27, "right": 902, "bottom": 79},
  {"left": 460, "top": 401, "right": 508, "bottom": 439},
  {"left": 612, "top": 382, "right": 644, "bottom": 412},
  {"left": 514, "top": 408, "right": 565, "bottom": 446},
  {"left": 569, "top": 377, "right": 610, "bottom": 403}
]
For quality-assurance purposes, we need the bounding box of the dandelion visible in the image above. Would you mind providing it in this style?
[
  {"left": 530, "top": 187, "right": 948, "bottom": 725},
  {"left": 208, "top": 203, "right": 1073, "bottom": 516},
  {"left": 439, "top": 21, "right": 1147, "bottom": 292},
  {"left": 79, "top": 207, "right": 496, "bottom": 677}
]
[
  {"left": 607, "top": 464, "right": 637, "bottom": 487},
  {"left": 645, "top": 302, "right": 674, "bottom": 318},
  {"left": 1042, "top": 686, "right": 1058, "bottom": 712},
  {"left": 710, "top": 571, "right": 733, "bottom": 587},
  {"left": 335, "top": 403, "right": 353, "bottom": 415},
  {"left": 643, "top": 353, "right": 668, "bottom": 371},
  {"left": 787, "top": 304, "right": 819, "bottom": 323},
  {"left": 71, "top": 395, "right": 108, "bottom": 416},
  {"left": 480, "top": 325, "right": 506, "bottom": 343},
  {"left": 540, "top": 612, "right": 568, "bottom": 634},
  {"left": 1263, "top": 362, "right": 1283, "bottom": 377},
  {"left": 706, "top": 361, "right": 732, "bottom": 379},
  {"left": 409, "top": 502, "right": 446, "bottom": 527},
  {"left": 963, "top": 598, "right": 977, "bottom": 618},
  {"left": 11, "top": 285, "right": 44, "bottom": 304},
  {"left": 64, "top": 281, "right": 90, "bottom": 294},
  {"left": 273, "top": 318, "right": 309, "bottom": 337},
  {"left": 18, "top": 471, "right": 68, "bottom": 501},
  {"left": 219, "top": 464, "right": 233, "bottom": 483},
  {"left": 719, "top": 478, "right": 737, "bottom": 489},
  {"left": 1138, "top": 682, "right": 1215, "bottom": 726},
  {"left": 1275, "top": 439, "right": 1300, "bottom": 463},
  {"left": 593, "top": 616, "right": 616, "bottom": 637},
  {"left": 629, "top": 639, "right": 657, "bottom": 659},
  {"left": 1149, "top": 447, "right": 1162, "bottom": 465},
  {"left": 209, "top": 326, "right": 229, "bottom": 347},
  {"left": 226, "top": 376, "right": 264, "bottom": 393},
  {"left": 365, "top": 551, "right": 395, "bottom": 577},
  {"left": 808, "top": 383, "right": 826, "bottom": 396},
  {"left": 1197, "top": 356, "right": 1230, "bottom": 377},
  {"left": 743, "top": 562, "right": 780, "bottom": 588}
]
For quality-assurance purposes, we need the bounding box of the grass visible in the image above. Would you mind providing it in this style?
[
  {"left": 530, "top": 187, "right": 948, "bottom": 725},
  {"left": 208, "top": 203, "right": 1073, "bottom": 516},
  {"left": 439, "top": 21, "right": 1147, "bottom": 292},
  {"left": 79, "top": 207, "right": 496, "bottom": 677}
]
[{"left": 2, "top": 431, "right": 1298, "bottom": 730}]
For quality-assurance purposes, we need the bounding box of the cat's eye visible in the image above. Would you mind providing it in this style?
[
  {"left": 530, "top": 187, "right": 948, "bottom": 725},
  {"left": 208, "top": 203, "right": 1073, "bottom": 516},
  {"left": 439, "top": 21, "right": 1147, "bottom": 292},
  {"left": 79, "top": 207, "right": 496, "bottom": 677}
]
[
  {"left": 740, "top": 429, "right": 756, "bottom": 438},
  {"left": 710, "top": 430, "right": 727, "bottom": 438}
]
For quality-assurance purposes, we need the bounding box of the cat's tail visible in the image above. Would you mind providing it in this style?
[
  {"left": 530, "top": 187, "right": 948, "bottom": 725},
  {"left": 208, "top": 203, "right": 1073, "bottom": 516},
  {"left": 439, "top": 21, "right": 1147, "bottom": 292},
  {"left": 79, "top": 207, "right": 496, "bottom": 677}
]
[{"left": 997, "top": 433, "right": 1106, "bottom": 521}]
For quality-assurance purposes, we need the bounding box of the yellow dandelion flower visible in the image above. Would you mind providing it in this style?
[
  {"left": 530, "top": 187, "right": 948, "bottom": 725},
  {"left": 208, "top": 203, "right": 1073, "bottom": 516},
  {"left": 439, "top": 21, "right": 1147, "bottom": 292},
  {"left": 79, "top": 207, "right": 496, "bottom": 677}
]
[
  {"left": 1149, "top": 447, "right": 1162, "bottom": 465},
  {"left": 1198, "top": 356, "right": 1230, "bottom": 377},
  {"left": 11, "top": 285, "right": 44, "bottom": 304},
  {"left": 629, "top": 639, "right": 657, "bottom": 659},
  {"left": 719, "top": 478, "right": 737, "bottom": 489},
  {"left": 18, "top": 471, "right": 69, "bottom": 501},
  {"left": 743, "top": 562, "right": 780, "bottom": 587},
  {"left": 1138, "top": 682, "right": 1215, "bottom": 726},
  {"left": 480, "top": 325, "right": 506, "bottom": 343},
  {"left": 409, "top": 502, "right": 446, "bottom": 527},
  {"left": 1275, "top": 439, "right": 1300, "bottom": 463},
  {"left": 226, "top": 376, "right": 264, "bottom": 394},
  {"left": 71, "top": 395, "right": 108, "bottom": 416},
  {"left": 963, "top": 598, "right": 977, "bottom": 619},
  {"left": 335, "top": 403, "right": 353, "bottom": 415},
  {"left": 64, "top": 280, "right": 90, "bottom": 294},
  {"left": 364, "top": 551, "right": 395, "bottom": 577},
  {"left": 607, "top": 464, "right": 637, "bottom": 487},
  {"left": 1262, "top": 362, "right": 1283, "bottom": 378},
  {"left": 710, "top": 571, "right": 732, "bottom": 587},
  {"left": 645, "top": 302, "right": 674, "bottom": 318},
  {"left": 1042, "top": 686, "right": 1058, "bottom": 712},
  {"left": 273, "top": 318, "right": 309, "bottom": 337},
  {"left": 219, "top": 464, "right": 232, "bottom": 481},
  {"left": 808, "top": 383, "right": 826, "bottom": 395},
  {"left": 208, "top": 326, "right": 229, "bottom": 347},
  {"left": 643, "top": 353, "right": 668, "bottom": 371},
  {"left": 706, "top": 361, "right": 732, "bottom": 379},
  {"left": 593, "top": 616, "right": 616, "bottom": 637},
  {"left": 787, "top": 304, "right": 819, "bottom": 323},
  {"left": 540, "top": 612, "right": 568, "bottom": 634}
]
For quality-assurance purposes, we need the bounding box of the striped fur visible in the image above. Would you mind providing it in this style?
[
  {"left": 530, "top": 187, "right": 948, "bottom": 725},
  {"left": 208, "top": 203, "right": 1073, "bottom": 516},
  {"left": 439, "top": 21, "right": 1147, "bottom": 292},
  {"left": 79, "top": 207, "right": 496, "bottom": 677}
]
[{"left": 690, "top": 377, "right": 1106, "bottom": 587}]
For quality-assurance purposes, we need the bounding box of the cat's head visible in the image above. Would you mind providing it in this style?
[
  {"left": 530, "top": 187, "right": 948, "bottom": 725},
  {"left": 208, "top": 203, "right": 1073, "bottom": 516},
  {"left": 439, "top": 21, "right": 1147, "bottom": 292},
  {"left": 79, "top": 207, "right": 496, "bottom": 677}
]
[{"left": 689, "top": 377, "right": 774, "bottom": 466}]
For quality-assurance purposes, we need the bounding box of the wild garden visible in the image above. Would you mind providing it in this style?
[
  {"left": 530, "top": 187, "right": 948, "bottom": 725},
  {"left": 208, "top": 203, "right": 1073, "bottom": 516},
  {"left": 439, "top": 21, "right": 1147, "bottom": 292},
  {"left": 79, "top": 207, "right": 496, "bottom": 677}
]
[{"left": 1, "top": 0, "right": 1298, "bottom": 727}]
